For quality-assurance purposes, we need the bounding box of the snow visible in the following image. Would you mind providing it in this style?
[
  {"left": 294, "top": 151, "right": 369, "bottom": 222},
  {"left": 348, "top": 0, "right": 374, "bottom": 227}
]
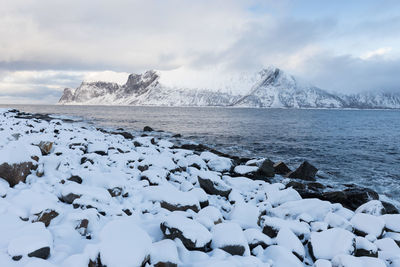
[
  {"left": 261, "top": 245, "right": 303, "bottom": 267},
  {"left": 98, "top": 219, "right": 152, "bottom": 267},
  {"left": 229, "top": 202, "right": 259, "bottom": 229},
  {"left": 350, "top": 213, "right": 385, "bottom": 237},
  {"left": 331, "top": 254, "right": 386, "bottom": 267},
  {"left": 0, "top": 143, "right": 40, "bottom": 164},
  {"left": 381, "top": 214, "right": 400, "bottom": 232},
  {"left": 211, "top": 222, "right": 249, "bottom": 255},
  {"left": 7, "top": 222, "right": 52, "bottom": 257},
  {"left": 355, "top": 200, "right": 385, "bottom": 215},
  {"left": 162, "top": 213, "right": 212, "bottom": 248},
  {"left": 310, "top": 228, "right": 355, "bottom": 260},
  {"left": 233, "top": 165, "right": 258, "bottom": 175},
  {"left": 275, "top": 227, "right": 305, "bottom": 260},
  {"left": 324, "top": 212, "right": 353, "bottom": 231},
  {"left": 150, "top": 239, "right": 180, "bottom": 265}
]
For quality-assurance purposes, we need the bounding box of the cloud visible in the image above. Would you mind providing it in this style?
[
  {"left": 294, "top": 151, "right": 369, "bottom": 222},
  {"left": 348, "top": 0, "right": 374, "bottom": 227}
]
[{"left": 0, "top": 0, "right": 399, "bottom": 103}]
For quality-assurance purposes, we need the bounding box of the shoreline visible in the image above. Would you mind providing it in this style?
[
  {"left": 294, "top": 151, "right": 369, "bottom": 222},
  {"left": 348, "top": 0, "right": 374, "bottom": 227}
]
[{"left": 0, "top": 108, "right": 399, "bottom": 266}]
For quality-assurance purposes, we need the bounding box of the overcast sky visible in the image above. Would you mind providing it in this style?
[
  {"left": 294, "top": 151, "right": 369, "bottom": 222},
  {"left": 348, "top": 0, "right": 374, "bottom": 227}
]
[{"left": 1, "top": 0, "right": 400, "bottom": 104}]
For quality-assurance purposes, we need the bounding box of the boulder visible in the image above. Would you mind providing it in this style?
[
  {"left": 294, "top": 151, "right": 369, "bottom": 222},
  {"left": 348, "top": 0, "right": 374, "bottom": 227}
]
[
  {"left": 197, "top": 172, "right": 232, "bottom": 198},
  {"left": 32, "top": 209, "right": 59, "bottom": 227},
  {"left": 244, "top": 228, "right": 272, "bottom": 250},
  {"left": 211, "top": 222, "right": 249, "bottom": 256},
  {"left": 273, "top": 161, "right": 291, "bottom": 175},
  {"left": 287, "top": 161, "right": 317, "bottom": 181},
  {"left": 143, "top": 126, "right": 154, "bottom": 132},
  {"left": 67, "top": 175, "right": 83, "bottom": 184},
  {"left": 59, "top": 192, "right": 81, "bottom": 204},
  {"left": 27, "top": 247, "right": 50, "bottom": 259},
  {"left": 309, "top": 228, "right": 355, "bottom": 261},
  {"left": 354, "top": 236, "right": 378, "bottom": 257},
  {"left": 0, "top": 161, "right": 36, "bottom": 187},
  {"left": 37, "top": 141, "right": 53, "bottom": 156},
  {"left": 150, "top": 239, "right": 179, "bottom": 267},
  {"left": 160, "top": 213, "right": 212, "bottom": 251},
  {"left": 254, "top": 159, "right": 275, "bottom": 179},
  {"left": 320, "top": 187, "right": 379, "bottom": 211}
]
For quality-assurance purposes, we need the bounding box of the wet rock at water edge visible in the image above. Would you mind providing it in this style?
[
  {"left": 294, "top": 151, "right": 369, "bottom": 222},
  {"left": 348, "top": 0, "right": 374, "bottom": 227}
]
[
  {"left": 254, "top": 159, "right": 275, "bottom": 179},
  {"left": 287, "top": 161, "right": 318, "bottom": 181},
  {"left": 320, "top": 187, "right": 379, "bottom": 211},
  {"left": 143, "top": 126, "right": 154, "bottom": 132},
  {"left": 273, "top": 161, "right": 291, "bottom": 175}
]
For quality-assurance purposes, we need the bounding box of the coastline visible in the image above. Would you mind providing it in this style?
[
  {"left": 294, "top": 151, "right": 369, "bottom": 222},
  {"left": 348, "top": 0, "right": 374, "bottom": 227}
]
[{"left": 0, "top": 108, "right": 399, "bottom": 266}]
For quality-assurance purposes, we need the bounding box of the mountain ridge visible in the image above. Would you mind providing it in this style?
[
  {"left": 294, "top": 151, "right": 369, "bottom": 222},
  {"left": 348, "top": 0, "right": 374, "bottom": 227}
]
[{"left": 58, "top": 67, "right": 400, "bottom": 109}]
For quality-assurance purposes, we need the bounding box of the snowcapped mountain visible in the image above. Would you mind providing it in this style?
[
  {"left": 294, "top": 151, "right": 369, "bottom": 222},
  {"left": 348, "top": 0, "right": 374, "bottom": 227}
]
[{"left": 58, "top": 67, "right": 400, "bottom": 109}]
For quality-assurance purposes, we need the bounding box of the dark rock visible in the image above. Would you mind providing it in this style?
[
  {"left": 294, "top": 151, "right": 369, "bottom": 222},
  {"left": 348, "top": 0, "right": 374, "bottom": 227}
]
[
  {"left": 133, "top": 141, "right": 142, "bottom": 147},
  {"left": 60, "top": 193, "right": 81, "bottom": 204},
  {"left": 254, "top": 159, "right": 275, "bottom": 178},
  {"left": 88, "top": 254, "right": 105, "bottom": 267},
  {"left": 160, "top": 223, "right": 211, "bottom": 252},
  {"left": 287, "top": 161, "right": 318, "bottom": 181},
  {"left": 111, "top": 131, "right": 134, "bottom": 139},
  {"left": 382, "top": 201, "right": 399, "bottom": 214},
  {"left": 12, "top": 255, "right": 22, "bottom": 261},
  {"left": 273, "top": 161, "right": 291, "bottom": 175},
  {"left": 307, "top": 182, "right": 326, "bottom": 191},
  {"left": 320, "top": 187, "right": 379, "bottom": 211},
  {"left": 220, "top": 245, "right": 246, "bottom": 256},
  {"left": 75, "top": 219, "right": 89, "bottom": 236},
  {"left": 198, "top": 177, "right": 232, "bottom": 198},
  {"left": 172, "top": 134, "right": 182, "bottom": 138},
  {"left": 355, "top": 248, "right": 378, "bottom": 257},
  {"left": 285, "top": 181, "right": 306, "bottom": 190},
  {"left": 37, "top": 141, "right": 53, "bottom": 156},
  {"left": 160, "top": 201, "right": 199, "bottom": 213},
  {"left": 143, "top": 126, "right": 154, "bottom": 132},
  {"left": 262, "top": 224, "right": 279, "bottom": 238},
  {"left": 108, "top": 187, "right": 123, "bottom": 197},
  {"left": 33, "top": 209, "right": 59, "bottom": 227},
  {"left": 81, "top": 157, "right": 94, "bottom": 165},
  {"left": 0, "top": 161, "right": 36, "bottom": 187},
  {"left": 154, "top": 262, "right": 178, "bottom": 267},
  {"left": 28, "top": 246, "right": 50, "bottom": 259},
  {"left": 67, "top": 175, "right": 83, "bottom": 184}
]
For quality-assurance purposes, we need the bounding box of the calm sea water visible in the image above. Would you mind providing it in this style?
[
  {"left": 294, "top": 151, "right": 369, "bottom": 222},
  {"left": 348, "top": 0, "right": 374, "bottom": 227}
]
[{"left": 2, "top": 105, "right": 400, "bottom": 203}]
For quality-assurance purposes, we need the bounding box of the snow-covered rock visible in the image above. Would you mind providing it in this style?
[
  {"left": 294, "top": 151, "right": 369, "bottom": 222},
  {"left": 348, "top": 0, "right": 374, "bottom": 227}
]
[
  {"left": 350, "top": 213, "right": 385, "bottom": 238},
  {"left": 309, "top": 228, "right": 355, "bottom": 260},
  {"left": 211, "top": 222, "right": 249, "bottom": 256}
]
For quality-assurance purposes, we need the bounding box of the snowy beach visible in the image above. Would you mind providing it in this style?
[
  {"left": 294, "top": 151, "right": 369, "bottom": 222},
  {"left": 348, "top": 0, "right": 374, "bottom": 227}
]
[{"left": 0, "top": 108, "right": 399, "bottom": 267}]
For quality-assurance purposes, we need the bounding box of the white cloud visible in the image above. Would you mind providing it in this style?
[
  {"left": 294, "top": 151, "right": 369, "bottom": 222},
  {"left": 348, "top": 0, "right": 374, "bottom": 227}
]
[{"left": 360, "top": 47, "right": 393, "bottom": 60}]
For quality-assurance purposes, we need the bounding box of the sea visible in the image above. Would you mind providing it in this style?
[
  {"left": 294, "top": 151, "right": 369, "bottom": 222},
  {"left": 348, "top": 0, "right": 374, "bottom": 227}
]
[{"left": 1, "top": 105, "right": 399, "bottom": 204}]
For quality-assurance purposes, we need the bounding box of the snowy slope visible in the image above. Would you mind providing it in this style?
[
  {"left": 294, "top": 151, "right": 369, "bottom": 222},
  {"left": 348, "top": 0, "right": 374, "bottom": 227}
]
[{"left": 58, "top": 67, "right": 400, "bottom": 109}]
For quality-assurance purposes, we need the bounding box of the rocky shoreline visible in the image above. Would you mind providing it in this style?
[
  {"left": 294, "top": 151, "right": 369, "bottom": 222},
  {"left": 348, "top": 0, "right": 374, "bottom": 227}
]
[{"left": 0, "top": 108, "right": 399, "bottom": 266}]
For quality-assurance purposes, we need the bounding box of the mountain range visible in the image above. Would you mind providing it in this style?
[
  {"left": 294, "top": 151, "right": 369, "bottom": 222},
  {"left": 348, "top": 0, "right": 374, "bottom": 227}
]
[{"left": 58, "top": 67, "right": 400, "bottom": 109}]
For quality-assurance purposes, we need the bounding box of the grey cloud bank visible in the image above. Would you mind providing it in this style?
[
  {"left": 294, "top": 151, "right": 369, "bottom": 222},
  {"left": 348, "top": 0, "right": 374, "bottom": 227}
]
[{"left": 0, "top": 0, "right": 399, "bottom": 103}]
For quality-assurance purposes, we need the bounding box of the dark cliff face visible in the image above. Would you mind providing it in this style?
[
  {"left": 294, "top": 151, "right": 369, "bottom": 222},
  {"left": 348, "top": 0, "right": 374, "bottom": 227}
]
[
  {"left": 59, "top": 88, "right": 74, "bottom": 103},
  {"left": 123, "top": 70, "right": 159, "bottom": 94}
]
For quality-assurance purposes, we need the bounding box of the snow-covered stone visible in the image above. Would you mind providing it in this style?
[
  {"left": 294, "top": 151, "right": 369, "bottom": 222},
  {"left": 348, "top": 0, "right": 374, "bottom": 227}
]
[
  {"left": 211, "top": 222, "right": 249, "bottom": 256},
  {"left": 161, "top": 213, "right": 212, "bottom": 251},
  {"left": 98, "top": 219, "right": 152, "bottom": 267},
  {"left": 309, "top": 228, "right": 355, "bottom": 260},
  {"left": 350, "top": 213, "right": 385, "bottom": 238}
]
